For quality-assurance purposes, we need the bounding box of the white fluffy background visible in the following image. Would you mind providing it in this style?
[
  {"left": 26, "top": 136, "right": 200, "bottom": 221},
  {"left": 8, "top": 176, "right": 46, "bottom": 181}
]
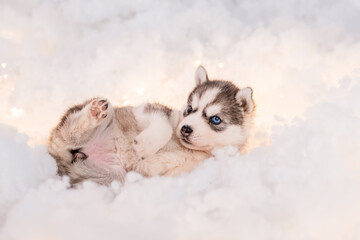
[{"left": 1, "top": 0, "right": 360, "bottom": 239}]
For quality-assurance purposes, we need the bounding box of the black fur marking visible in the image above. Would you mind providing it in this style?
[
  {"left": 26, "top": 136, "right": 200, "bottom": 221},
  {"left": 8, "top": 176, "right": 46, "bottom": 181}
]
[
  {"left": 202, "top": 111, "right": 207, "bottom": 118},
  {"left": 183, "top": 106, "right": 198, "bottom": 117},
  {"left": 70, "top": 149, "right": 81, "bottom": 155},
  {"left": 70, "top": 148, "right": 88, "bottom": 164}
]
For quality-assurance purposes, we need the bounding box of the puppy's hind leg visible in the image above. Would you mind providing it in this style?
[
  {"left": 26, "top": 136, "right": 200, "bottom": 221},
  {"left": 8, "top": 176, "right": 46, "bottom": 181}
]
[
  {"left": 48, "top": 98, "right": 114, "bottom": 164},
  {"left": 61, "top": 98, "right": 113, "bottom": 146},
  {"left": 132, "top": 103, "right": 176, "bottom": 159}
]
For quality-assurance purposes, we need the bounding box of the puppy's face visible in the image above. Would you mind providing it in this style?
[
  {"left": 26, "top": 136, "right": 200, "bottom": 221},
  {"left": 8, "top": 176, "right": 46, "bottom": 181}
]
[{"left": 176, "top": 66, "right": 254, "bottom": 151}]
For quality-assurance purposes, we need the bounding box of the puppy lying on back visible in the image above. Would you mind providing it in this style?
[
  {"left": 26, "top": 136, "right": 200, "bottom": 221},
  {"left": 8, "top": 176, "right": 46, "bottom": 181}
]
[
  {"left": 48, "top": 99, "right": 180, "bottom": 185},
  {"left": 48, "top": 66, "right": 255, "bottom": 185}
]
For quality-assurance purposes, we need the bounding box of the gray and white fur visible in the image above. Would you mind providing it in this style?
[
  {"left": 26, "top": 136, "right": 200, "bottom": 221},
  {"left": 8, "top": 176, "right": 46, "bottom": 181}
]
[
  {"left": 176, "top": 66, "right": 255, "bottom": 152},
  {"left": 47, "top": 66, "right": 255, "bottom": 185}
]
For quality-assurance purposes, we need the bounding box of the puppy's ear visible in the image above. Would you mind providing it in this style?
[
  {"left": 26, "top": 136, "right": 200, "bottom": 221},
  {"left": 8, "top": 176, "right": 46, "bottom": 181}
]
[
  {"left": 195, "top": 65, "right": 209, "bottom": 86},
  {"left": 236, "top": 87, "right": 254, "bottom": 113}
]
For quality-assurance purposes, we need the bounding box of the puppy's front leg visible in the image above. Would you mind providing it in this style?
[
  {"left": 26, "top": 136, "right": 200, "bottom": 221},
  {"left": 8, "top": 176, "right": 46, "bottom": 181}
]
[
  {"left": 132, "top": 104, "right": 178, "bottom": 159},
  {"left": 134, "top": 151, "right": 186, "bottom": 176},
  {"left": 134, "top": 149, "right": 210, "bottom": 177}
]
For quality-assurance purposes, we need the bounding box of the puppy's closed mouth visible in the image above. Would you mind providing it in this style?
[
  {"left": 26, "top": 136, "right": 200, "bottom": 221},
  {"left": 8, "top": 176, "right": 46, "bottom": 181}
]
[{"left": 181, "top": 137, "right": 192, "bottom": 145}]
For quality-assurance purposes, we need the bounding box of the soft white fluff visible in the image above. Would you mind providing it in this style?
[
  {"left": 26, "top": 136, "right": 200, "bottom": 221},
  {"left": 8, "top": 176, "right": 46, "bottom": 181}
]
[{"left": 1, "top": 0, "right": 360, "bottom": 239}]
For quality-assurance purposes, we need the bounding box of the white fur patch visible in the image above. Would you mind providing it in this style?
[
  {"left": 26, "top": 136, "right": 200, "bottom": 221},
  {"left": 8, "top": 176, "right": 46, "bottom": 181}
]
[
  {"left": 198, "top": 88, "right": 220, "bottom": 110},
  {"left": 205, "top": 104, "right": 222, "bottom": 117},
  {"left": 191, "top": 94, "right": 199, "bottom": 110}
]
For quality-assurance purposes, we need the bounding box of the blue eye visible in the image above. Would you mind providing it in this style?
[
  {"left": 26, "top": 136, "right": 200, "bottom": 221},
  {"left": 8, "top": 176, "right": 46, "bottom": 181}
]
[{"left": 210, "top": 116, "right": 222, "bottom": 125}]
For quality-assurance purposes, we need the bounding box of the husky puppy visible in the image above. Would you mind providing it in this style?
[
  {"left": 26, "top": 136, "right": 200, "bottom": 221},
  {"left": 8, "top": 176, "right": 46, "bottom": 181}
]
[{"left": 47, "top": 66, "right": 254, "bottom": 185}]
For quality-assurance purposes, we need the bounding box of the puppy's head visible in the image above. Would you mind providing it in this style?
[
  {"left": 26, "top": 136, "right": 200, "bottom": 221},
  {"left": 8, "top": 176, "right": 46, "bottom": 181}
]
[{"left": 177, "top": 66, "right": 255, "bottom": 151}]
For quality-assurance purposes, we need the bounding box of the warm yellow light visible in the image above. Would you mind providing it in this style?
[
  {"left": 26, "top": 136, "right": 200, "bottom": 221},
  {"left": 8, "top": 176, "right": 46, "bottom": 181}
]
[
  {"left": 219, "top": 62, "right": 224, "bottom": 68},
  {"left": 11, "top": 107, "right": 24, "bottom": 117},
  {"left": 123, "top": 100, "right": 129, "bottom": 106},
  {"left": 3, "top": 74, "right": 7, "bottom": 79},
  {"left": 195, "top": 60, "right": 201, "bottom": 65},
  {"left": 1, "top": 63, "right": 6, "bottom": 69},
  {"left": 136, "top": 88, "right": 144, "bottom": 95}
]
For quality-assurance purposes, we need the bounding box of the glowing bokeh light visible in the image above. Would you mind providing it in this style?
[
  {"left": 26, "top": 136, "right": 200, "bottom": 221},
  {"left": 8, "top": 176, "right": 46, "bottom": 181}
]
[
  {"left": 10, "top": 107, "right": 25, "bottom": 117},
  {"left": 136, "top": 88, "right": 144, "bottom": 95}
]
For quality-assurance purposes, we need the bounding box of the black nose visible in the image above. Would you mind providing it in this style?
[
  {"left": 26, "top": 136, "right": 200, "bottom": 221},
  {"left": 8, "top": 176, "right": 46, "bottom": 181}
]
[{"left": 181, "top": 125, "right": 193, "bottom": 137}]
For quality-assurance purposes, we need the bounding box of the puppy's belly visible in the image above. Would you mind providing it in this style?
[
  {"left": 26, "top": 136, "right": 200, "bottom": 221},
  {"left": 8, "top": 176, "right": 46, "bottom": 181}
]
[{"left": 82, "top": 131, "right": 118, "bottom": 167}]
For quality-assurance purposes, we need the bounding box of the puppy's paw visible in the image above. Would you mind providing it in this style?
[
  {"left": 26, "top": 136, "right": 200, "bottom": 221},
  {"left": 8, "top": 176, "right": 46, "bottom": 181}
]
[
  {"left": 89, "top": 98, "right": 110, "bottom": 124},
  {"left": 133, "top": 133, "right": 159, "bottom": 160}
]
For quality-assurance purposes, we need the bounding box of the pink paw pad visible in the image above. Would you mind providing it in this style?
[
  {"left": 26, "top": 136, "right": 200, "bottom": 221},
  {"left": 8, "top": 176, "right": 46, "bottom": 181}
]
[{"left": 90, "top": 99, "right": 109, "bottom": 120}]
